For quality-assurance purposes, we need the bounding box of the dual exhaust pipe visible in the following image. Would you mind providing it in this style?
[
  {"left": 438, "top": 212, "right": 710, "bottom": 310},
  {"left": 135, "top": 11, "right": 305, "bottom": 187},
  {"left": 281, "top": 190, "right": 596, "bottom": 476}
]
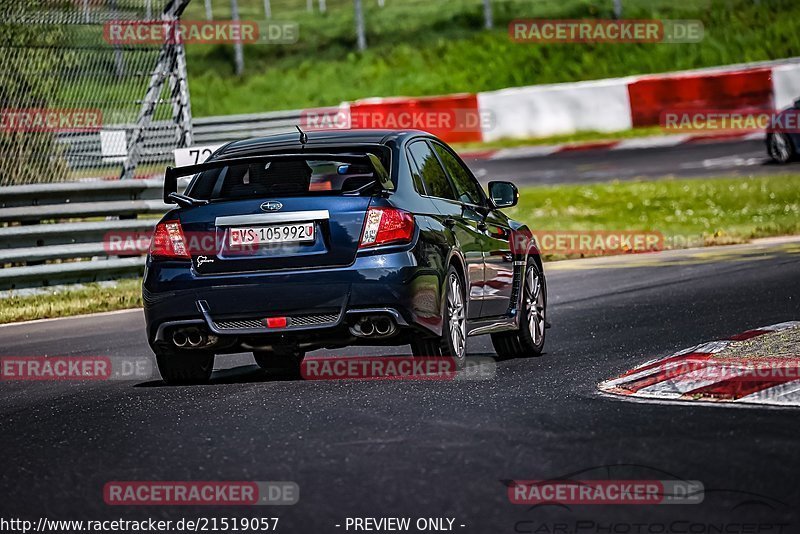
[
  {"left": 173, "top": 317, "right": 396, "bottom": 345},
  {"left": 172, "top": 328, "right": 214, "bottom": 348},
  {"left": 349, "top": 315, "right": 396, "bottom": 338}
]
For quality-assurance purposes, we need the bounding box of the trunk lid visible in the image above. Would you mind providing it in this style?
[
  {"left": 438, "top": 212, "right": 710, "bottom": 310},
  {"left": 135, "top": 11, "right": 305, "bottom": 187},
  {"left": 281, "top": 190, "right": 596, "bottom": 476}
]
[{"left": 179, "top": 195, "right": 371, "bottom": 274}]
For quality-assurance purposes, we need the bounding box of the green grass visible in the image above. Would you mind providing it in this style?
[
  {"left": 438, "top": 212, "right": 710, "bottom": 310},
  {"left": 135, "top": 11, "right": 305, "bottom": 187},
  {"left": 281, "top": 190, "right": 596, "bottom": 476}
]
[
  {"left": 3, "top": 174, "right": 799, "bottom": 324},
  {"left": 507, "top": 174, "right": 800, "bottom": 258},
  {"left": 173, "top": 0, "right": 800, "bottom": 116},
  {"left": 453, "top": 126, "right": 667, "bottom": 150},
  {"left": 0, "top": 279, "right": 142, "bottom": 324}
]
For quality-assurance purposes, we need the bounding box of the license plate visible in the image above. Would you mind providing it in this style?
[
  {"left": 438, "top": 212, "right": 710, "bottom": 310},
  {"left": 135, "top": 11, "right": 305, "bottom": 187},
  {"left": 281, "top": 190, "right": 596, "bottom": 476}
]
[{"left": 229, "top": 222, "right": 315, "bottom": 246}]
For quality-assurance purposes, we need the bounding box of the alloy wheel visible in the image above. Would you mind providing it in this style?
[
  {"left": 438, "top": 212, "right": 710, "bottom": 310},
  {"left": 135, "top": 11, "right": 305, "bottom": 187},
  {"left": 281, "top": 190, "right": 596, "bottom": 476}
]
[
  {"left": 770, "top": 133, "right": 791, "bottom": 163},
  {"left": 525, "top": 266, "right": 546, "bottom": 347},
  {"left": 446, "top": 273, "right": 466, "bottom": 359}
]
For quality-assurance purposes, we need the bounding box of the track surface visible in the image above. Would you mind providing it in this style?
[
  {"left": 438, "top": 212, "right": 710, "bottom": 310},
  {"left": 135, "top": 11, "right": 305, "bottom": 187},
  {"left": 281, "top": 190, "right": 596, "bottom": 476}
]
[
  {"left": 2, "top": 240, "right": 799, "bottom": 531},
  {"left": 468, "top": 138, "right": 800, "bottom": 185}
]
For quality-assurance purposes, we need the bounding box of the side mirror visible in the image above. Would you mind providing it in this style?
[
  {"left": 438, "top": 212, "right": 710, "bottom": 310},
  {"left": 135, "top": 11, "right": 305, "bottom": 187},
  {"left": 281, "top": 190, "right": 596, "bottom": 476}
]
[
  {"left": 164, "top": 167, "right": 177, "bottom": 204},
  {"left": 488, "top": 181, "right": 518, "bottom": 208}
]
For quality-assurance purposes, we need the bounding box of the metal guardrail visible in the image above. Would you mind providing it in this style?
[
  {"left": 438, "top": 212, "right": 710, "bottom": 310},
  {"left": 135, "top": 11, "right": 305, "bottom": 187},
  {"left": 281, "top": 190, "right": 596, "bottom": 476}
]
[
  {"left": 59, "top": 109, "right": 305, "bottom": 172},
  {"left": 2, "top": 109, "right": 305, "bottom": 290},
  {"left": 0, "top": 180, "right": 170, "bottom": 290}
]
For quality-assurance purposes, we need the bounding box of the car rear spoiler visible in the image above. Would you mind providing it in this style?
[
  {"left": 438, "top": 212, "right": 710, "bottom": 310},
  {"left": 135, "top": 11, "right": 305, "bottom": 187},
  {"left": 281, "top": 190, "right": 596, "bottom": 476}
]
[{"left": 163, "top": 152, "right": 392, "bottom": 204}]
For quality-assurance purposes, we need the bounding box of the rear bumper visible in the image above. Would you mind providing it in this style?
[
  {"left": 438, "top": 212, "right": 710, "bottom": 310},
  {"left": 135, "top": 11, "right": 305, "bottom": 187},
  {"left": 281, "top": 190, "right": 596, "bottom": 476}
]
[{"left": 142, "top": 249, "right": 443, "bottom": 346}]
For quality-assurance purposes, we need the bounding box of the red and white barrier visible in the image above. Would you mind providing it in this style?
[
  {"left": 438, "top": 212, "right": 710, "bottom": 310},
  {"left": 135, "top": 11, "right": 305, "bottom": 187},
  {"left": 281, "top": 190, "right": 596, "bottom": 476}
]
[
  {"left": 341, "top": 58, "right": 800, "bottom": 144},
  {"left": 348, "top": 93, "right": 483, "bottom": 143}
]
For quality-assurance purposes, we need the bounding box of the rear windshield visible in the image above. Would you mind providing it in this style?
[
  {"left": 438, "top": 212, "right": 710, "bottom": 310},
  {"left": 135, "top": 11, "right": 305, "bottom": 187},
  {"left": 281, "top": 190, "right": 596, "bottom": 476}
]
[{"left": 187, "top": 157, "right": 388, "bottom": 201}]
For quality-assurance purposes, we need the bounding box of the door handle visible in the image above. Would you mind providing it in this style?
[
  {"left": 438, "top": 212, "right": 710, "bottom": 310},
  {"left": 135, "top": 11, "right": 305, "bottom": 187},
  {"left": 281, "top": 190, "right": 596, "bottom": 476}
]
[{"left": 443, "top": 217, "right": 456, "bottom": 228}]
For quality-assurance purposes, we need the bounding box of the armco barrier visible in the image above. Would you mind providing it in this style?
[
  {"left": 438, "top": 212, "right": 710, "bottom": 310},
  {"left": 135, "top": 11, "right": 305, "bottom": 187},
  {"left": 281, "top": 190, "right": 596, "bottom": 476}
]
[
  {"left": 59, "top": 109, "right": 308, "bottom": 172},
  {"left": 0, "top": 180, "right": 170, "bottom": 290}
]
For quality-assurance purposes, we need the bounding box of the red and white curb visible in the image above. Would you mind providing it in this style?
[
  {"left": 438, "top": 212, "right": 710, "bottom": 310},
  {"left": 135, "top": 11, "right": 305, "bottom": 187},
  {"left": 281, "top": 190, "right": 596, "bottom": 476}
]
[
  {"left": 459, "top": 132, "right": 763, "bottom": 161},
  {"left": 598, "top": 322, "right": 800, "bottom": 407}
]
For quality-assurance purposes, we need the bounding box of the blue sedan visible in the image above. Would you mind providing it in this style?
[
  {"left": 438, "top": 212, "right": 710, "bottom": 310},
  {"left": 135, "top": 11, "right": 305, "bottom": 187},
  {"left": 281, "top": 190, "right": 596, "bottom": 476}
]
[{"left": 143, "top": 129, "right": 546, "bottom": 384}]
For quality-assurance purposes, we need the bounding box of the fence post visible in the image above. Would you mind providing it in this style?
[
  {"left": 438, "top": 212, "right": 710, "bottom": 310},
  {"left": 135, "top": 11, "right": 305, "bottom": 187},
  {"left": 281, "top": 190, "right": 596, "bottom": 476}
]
[
  {"left": 231, "top": 0, "right": 244, "bottom": 75},
  {"left": 483, "top": 0, "right": 492, "bottom": 29},
  {"left": 613, "top": 0, "right": 622, "bottom": 19},
  {"left": 354, "top": 0, "right": 366, "bottom": 51}
]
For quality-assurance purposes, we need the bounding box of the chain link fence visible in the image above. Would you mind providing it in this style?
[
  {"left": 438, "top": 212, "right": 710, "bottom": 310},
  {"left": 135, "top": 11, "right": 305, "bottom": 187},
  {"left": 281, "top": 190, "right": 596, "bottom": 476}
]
[{"left": 0, "top": 0, "right": 191, "bottom": 185}]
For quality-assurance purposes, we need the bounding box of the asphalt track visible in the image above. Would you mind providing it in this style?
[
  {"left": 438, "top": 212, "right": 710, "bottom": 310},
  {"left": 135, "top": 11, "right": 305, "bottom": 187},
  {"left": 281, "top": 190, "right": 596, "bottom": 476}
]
[
  {"left": 2, "top": 239, "right": 799, "bottom": 532},
  {"left": 467, "top": 138, "right": 800, "bottom": 185}
]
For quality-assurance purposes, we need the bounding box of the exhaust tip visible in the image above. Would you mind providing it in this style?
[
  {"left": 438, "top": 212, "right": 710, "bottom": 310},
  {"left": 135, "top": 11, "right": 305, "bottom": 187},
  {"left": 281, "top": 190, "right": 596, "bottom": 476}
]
[
  {"left": 172, "top": 329, "right": 207, "bottom": 348},
  {"left": 373, "top": 317, "right": 393, "bottom": 336},
  {"left": 187, "top": 330, "right": 204, "bottom": 347},
  {"left": 172, "top": 331, "right": 188, "bottom": 348},
  {"left": 349, "top": 315, "right": 395, "bottom": 338},
  {"left": 360, "top": 319, "right": 375, "bottom": 337}
]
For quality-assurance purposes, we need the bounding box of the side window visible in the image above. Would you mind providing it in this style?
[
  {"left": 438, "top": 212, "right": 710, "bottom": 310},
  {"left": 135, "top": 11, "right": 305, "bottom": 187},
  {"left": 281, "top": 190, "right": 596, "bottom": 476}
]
[
  {"left": 407, "top": 141, "right": 456, "bottom": 200},
  {"left": 406, "top": 153, "right": 428, "bottom": 195},
  {"left": 432, "top": 143, "right": 484, "bottom": 206}
]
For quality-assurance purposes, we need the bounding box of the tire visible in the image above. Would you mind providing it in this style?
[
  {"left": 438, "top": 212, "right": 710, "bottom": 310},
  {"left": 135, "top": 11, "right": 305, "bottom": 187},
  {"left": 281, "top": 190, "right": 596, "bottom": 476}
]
[
  {"left": 253, "top": 347, "right": 305, "bottom": 378},
  {"left": 767, "top": 133, "right": 796, "bottom": 164},
  {"left": 440, "top": 267, "right": 467, "bottom": 369},
  {"left": 410, "top": 266, "right": 467, "bottom": 370},
  {"left": 154, "top": 347, "right": 214, "bottom": 385},
  {"left": 491, "top": 258, "right": 546, "bottom": 359}
]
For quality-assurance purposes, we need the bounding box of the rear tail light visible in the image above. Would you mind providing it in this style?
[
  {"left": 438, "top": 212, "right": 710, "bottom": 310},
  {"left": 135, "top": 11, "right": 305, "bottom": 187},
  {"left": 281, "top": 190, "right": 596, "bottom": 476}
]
[
  {"left": 359, "top": 207, "right": 415, "bottom": 248},
  {"left": 150, "top": 220, "right": 190, "bottom": 259}
]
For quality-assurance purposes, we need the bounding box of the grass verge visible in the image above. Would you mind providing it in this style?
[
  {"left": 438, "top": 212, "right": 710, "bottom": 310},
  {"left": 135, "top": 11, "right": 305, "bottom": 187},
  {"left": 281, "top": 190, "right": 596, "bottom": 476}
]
[
  {"left": 176, "top": 0, "right": 800, "bottom": 116},
  {"left": 0, "top": 279, "right": 142, "bottom": 325},
  {"left": 2, "top": 174, "right": 798, "bottom": 324},
  {"left": 453, "top": 127, "right": 669, "bottom": 151}
]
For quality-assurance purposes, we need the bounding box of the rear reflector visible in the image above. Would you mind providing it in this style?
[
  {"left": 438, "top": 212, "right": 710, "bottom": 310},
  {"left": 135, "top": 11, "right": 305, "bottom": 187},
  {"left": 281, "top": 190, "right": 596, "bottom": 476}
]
[
  {"left": 150, "top": 220, "right": 190, "bottom": 259},
  {"left": 266, "top": 317, "right": 288, "bottom": 328},
  {"left": 359, "top": 207, "right": 415, "bottom": 248}
]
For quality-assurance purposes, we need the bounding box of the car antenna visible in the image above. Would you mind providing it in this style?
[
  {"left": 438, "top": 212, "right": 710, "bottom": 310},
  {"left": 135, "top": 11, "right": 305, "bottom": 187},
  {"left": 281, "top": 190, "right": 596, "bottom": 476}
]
[{"left": 296, "top": 125, "right": 308, "bottom": 147}]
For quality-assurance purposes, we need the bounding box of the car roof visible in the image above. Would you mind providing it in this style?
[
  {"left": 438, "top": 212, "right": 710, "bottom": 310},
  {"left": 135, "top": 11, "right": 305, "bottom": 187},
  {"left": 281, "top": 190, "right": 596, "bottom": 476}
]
[{"left": 217, "top": 129, "right": 434, "bottom": 157}]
